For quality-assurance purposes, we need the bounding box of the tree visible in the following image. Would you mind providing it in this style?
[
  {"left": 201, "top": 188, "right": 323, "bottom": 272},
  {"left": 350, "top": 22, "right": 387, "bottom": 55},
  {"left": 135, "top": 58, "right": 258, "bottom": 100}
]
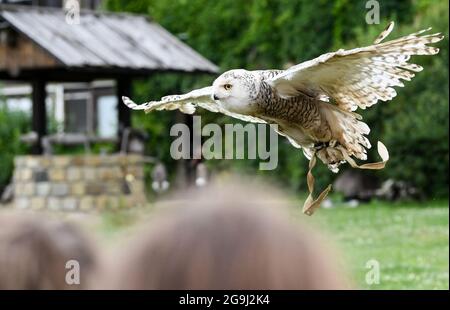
[{"left": 105, "top": 0, "right": 449, "bottom": 198}]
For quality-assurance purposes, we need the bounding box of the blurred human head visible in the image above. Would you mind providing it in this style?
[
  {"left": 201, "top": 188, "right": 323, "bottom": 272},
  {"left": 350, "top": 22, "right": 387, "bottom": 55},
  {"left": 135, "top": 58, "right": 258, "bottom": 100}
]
[
  {"left": 0, "top": 212, "right": 97, "bottom": 290},
  {"left": 112, "top": 178, "right": 350, "bottom": 289}
]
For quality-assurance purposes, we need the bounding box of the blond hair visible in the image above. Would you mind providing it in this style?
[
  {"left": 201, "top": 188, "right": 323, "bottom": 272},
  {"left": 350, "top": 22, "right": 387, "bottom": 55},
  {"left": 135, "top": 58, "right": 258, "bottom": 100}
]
[{"left": 112, "top": 179, "right": 349, "bottom": 289}]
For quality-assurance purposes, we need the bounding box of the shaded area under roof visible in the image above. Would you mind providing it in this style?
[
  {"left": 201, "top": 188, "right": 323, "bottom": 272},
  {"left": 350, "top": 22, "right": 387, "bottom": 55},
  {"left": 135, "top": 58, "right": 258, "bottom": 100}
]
[{"left": 0, "top": 5, "right": 219, "bottom": 80}]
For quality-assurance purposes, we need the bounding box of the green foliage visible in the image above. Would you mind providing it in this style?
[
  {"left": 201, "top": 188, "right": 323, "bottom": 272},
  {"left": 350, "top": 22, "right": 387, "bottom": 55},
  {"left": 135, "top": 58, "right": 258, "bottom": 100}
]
[
  {"left": 105, "top": 0, "right": 449, "bottom": 198},
  {"left": 0, "top": 107, "right": 30, "bottom": 193},
  {"left": 352, "top": 0, "right": 449, "bottom": 197}
]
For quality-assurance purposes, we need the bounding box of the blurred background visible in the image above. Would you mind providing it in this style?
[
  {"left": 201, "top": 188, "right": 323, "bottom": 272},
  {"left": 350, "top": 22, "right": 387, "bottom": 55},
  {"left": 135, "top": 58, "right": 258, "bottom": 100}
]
[{"left": 0, "top": 0, "right": 448, "bottom": 289}]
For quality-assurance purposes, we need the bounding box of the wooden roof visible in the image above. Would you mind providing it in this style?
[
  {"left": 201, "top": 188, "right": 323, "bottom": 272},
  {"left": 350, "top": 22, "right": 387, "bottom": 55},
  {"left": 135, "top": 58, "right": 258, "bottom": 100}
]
[{"left": 0, "top": 5, "right": 219, "bottom": 80}]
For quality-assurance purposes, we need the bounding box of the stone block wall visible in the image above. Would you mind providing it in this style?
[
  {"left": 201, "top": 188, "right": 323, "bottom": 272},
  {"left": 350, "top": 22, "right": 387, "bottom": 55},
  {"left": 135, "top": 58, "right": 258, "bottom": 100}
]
[{"left": 12, "top": 155, "right": 147, "bottom": 211}]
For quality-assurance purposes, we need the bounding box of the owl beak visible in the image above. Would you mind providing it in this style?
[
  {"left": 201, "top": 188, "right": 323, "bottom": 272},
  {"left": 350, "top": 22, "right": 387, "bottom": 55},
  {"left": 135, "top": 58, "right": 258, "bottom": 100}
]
[{"left": 212, "top": 94, "right": 220, "bottom": 101}]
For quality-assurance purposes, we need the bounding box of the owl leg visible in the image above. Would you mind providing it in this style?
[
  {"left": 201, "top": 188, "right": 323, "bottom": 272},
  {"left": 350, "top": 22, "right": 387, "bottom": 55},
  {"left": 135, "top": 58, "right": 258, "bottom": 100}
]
[
  {"left": 313, "top": 140, "right": 343, "bottom": 171},
  {"left": 313, "top": 139, "right": 338, "bottom": 150}
]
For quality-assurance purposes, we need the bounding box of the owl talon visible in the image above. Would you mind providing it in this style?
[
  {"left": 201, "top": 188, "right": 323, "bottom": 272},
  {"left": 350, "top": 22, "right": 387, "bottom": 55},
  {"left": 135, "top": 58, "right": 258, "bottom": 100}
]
[
  {"left": 314, "top": 140, "right": 339, "bottom": 151},
  {"left": 314, "top": 142, "right": 328, "bottom": 150}
]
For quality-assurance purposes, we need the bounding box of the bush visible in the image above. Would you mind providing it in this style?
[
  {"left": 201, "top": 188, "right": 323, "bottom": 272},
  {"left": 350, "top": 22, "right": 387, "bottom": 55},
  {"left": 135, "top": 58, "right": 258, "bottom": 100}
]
[
  {"left": 352, "top": 0, "right": 449, "bottom": 197},
  {"left": 0, "top": 107, "right": 30, "bottom": 194}
]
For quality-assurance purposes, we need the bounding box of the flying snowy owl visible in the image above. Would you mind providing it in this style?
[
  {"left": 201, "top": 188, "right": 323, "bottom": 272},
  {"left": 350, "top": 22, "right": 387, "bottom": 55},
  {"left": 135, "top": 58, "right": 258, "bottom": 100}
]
[{"left": 123, "top": 22, "right": 444, "bottom": 214}]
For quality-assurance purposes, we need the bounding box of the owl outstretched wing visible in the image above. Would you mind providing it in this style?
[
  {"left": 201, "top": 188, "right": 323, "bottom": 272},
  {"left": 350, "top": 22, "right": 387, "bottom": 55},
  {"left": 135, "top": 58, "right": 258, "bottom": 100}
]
[
  {"left": 268, "top": 22, "right": 444, "bottom": 112},
  {"left": 122, "top": 86, "right": 266, "bottom": 124}
]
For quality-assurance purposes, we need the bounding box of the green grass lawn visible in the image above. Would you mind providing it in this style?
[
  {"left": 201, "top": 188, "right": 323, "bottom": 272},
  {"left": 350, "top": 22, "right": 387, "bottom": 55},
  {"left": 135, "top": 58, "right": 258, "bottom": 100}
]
[
  {"left": 98, "top": 199, "right": 449, "bottom": 290},
  {"left": 304, "top": 200, "right": 449, "bottom": 290}
]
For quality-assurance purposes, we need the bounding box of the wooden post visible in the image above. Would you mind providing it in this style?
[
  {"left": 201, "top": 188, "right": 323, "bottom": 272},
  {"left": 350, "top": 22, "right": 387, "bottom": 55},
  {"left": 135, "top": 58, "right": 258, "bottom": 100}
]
[
  {"left": 116, "top": 78, "right": 131, "bottom": 150},
  {"left": 173, "top": 112, "right": 196, "bottom": 188},
  {"left": 31, "top": 80, "right": 47, "bottom": 154}
]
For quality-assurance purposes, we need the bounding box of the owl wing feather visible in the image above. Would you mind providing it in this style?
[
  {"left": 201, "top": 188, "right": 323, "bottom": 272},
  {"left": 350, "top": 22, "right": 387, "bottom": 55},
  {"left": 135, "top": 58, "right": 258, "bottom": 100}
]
[
  {"left": 122, "top": 86, "right": 266, "bottom": 124},
  {"left": 268, "top": 22, "right": 444, "bottom": 112}
]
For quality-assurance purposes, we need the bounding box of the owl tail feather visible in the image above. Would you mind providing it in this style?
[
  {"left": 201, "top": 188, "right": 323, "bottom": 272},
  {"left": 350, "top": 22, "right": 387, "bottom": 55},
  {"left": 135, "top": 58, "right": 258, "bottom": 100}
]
[{"left": 338, "top": 141, "right": 390, "bottom": 170}]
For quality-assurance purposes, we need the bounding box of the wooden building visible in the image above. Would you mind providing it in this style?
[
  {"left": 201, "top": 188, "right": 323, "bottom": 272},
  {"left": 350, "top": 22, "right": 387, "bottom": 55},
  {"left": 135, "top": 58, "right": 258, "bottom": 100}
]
[{"left": 0, "top": 4, "right": 219, "bottom": 153}]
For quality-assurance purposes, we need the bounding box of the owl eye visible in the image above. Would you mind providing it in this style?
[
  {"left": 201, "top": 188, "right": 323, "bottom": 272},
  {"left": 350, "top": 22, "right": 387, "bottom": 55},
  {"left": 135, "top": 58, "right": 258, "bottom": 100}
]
[{"left": 223, "top": 84, "right": 232, "bottom": 90}]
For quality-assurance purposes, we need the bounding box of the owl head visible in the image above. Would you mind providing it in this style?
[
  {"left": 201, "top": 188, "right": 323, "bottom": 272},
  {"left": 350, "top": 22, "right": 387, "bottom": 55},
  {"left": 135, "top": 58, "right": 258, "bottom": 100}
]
[{"left": 211, "top": 69, "right": 261, "bottom": 114}]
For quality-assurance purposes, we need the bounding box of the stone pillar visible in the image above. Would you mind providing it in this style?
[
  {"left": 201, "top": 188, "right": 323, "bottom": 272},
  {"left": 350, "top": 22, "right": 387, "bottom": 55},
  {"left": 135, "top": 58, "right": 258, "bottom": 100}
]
[{"left": 12, "top": 155, "right": 147, "bottom": 212}]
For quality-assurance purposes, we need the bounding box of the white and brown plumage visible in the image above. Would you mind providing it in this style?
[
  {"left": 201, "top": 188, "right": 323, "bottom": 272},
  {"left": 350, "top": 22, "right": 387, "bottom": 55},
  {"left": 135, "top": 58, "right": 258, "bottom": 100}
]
[{"left": 123, "top": 22, "right": 443, "bottom": 214}]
